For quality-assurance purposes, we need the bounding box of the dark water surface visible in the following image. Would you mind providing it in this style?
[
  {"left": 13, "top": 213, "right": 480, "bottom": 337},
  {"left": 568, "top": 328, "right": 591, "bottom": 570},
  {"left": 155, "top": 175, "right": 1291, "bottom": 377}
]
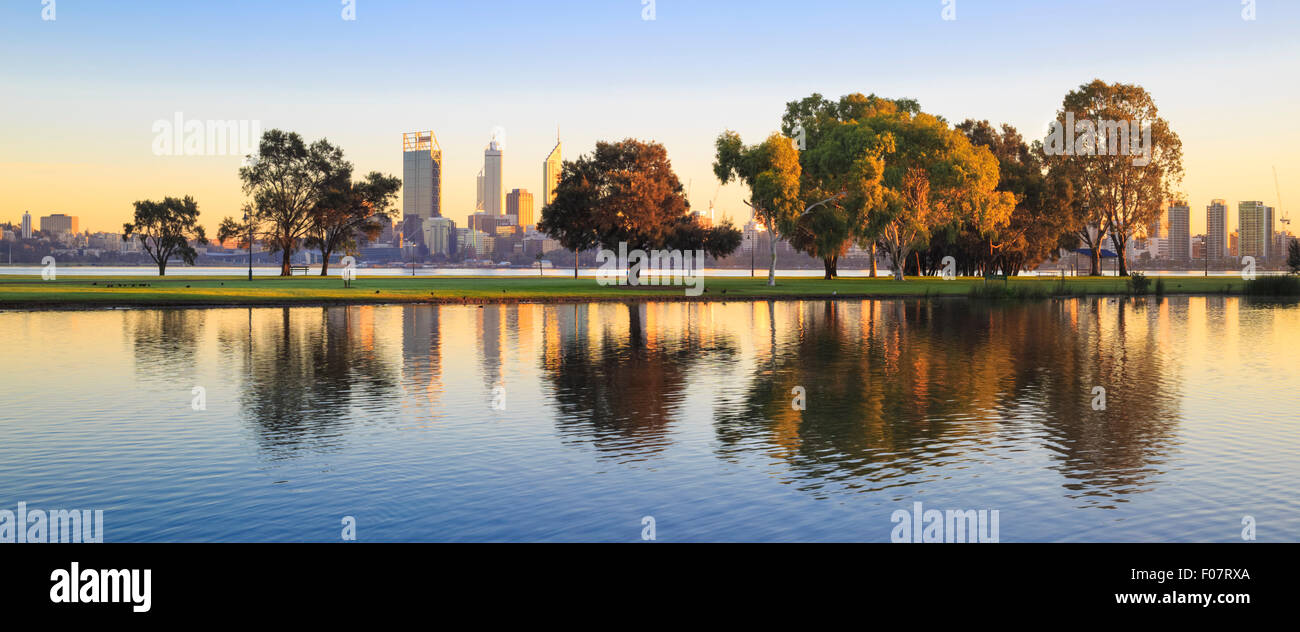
[{"left": 1, "top": 297, "right": 1296, "bottom": 541}]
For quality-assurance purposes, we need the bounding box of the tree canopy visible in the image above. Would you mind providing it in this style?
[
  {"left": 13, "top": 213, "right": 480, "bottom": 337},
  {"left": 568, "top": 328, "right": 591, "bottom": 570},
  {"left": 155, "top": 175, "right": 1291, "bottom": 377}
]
[
  {"left": 306, "top": 171, "right": 401, "bottom": 275},
  {"left": 237, "top": 129, "right": 350, "bottom": 276},
  {"left": 1045, "top": 79, "right": 1184, "bottom": 276},
  {"left": 917, "top": 120, "right": 1078, "bottom": 276},
  {"left": 123, "top": 195, "right": 208, "bottom": 276},
  {"left": 713, "top": 131, "right": 806, "bottom": 284},
  {"left": 542, "top": 138, "right": 742, "bottom": 282}
]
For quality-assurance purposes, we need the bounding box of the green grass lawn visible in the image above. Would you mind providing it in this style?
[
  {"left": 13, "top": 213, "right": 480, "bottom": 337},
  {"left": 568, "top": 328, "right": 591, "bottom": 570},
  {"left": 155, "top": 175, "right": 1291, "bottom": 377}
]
[{"left": 0, "top": 273, "right": 1249, "bottom": 308}]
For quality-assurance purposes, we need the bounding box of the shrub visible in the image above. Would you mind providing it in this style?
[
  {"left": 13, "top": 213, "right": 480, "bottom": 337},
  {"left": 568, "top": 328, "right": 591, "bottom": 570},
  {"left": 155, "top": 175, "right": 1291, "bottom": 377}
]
[{"left": 1128, "top": 272, "right": 1151, "bottom": 294}]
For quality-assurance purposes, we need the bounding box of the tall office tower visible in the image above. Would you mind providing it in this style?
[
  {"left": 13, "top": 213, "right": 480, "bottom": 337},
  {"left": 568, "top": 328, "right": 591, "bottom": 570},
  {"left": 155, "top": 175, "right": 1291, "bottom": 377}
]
[
  {"left": 483, "top": 140, "right": 503, "bottom": 216},
  {"left": 39, "top": 213, "right": 78, "bottom": 234},
  {"left": 402, "top": 132, "right": 442, "bottom": 219},
  {"left": 506, "top": 189, "right": 534, "bottom": 228},
  {"left": 475, "top": 169, "right": 485, "bottom": 211},
  {"left": 1239, "top": 201, "right": 1271, "bottom": 258},
  {"left": 21, "top": 211, "right": 32, "bottom": 239},
  {"left": 543, "top": 136, "right": 562, "bottom": 206},
  {"left": 1206, "top": 199, "right": 1227, "bottom": 260},
  {"left": 1167, "top": 203, "right": 1190, "bottom": 261}
]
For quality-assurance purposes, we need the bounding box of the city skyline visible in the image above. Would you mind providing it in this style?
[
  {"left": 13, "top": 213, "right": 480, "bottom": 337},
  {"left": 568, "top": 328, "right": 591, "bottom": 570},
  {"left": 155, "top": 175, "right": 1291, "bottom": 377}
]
[{"left": 2, "top": 1, "right": 1298, "bottom": 238}]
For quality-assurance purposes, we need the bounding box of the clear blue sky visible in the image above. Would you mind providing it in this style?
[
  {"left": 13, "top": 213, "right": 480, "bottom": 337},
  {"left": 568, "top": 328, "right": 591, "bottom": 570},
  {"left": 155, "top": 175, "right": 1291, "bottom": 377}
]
[{"left": 2, "top": 0, "right": 1297, "bottom": 234}]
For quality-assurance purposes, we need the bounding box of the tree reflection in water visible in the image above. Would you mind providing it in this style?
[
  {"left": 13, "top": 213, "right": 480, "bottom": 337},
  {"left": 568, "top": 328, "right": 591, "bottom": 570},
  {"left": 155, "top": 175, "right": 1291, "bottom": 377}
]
[
  {"left": 543, "top": 302, "right": 737, "bottom": 461},
  {"left": 712, "top": 298, "right": 1181, "bottom": 506},
  {"left": 220, "top": 307, "right": 401, "bottom": 459}
]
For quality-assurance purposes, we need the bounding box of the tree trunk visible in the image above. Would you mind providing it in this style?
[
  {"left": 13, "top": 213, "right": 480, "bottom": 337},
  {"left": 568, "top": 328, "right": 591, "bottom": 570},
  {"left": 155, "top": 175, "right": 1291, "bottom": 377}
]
[
  {"left": 822, "top": 257, "right": 834, "bottom": 280},
  {"left": 893, "top": 247, "right": 908, "bottom": 281},
  {"left": 1112, "top": 236, "right": 1129, "bottom": 277},
  {"left": 869, "top": 241, "right": 878, "bottom": 277},
  {"left": 767, "top": 231, "right": 777, "bottom": 287},
  {"left": 319, "top": 245, "right": 332, "bottom": 276},
  {"left": 280, "top": 247, "right": 292, "bottom": 276},
  {"left": 158, "top": 260, "right": 167, "bottom": 277},
  {"left": 1089, "top": 249, "right": 1102, "bottom": 276},
  {"left": 573, "top": 249, "right": 578, "bottom": 279}
]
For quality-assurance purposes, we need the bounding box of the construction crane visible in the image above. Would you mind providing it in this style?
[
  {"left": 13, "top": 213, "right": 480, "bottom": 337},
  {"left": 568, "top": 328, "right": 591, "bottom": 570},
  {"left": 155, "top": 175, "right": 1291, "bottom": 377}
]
[{"left": 1276, "top": 166, "right": 1290, "bottom": 225}]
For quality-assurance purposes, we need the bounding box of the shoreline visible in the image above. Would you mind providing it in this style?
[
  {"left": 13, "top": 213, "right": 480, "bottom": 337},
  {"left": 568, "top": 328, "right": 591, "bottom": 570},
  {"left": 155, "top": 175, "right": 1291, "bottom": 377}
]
[
  {"left": 0, "top": 291, "right": 1240, "bottom": 312},
  {"left": 0, "top": 273, "right": 1272, "bottom": 311}
]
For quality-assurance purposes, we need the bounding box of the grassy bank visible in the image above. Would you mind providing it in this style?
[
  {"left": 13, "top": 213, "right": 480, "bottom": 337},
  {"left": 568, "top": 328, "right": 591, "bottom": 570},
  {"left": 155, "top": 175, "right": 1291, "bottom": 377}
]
[{"left": 0, "top": 273, "right": 1255, "bottom": 309}]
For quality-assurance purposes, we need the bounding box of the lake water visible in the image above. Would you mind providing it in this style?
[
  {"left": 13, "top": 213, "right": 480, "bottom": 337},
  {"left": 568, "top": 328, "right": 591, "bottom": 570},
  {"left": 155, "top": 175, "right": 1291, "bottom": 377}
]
[{"left": 1, "top": 297, "right": 1296, "bottom": 542}]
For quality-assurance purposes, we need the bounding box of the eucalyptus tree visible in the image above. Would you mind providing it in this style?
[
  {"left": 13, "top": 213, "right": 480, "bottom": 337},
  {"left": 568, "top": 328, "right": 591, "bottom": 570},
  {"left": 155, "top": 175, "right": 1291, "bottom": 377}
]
[
  {"left": 1045, "top": 80, "right": 1183, "bottom": 276},
  {"left": 122, "top": 195, "right": 208, "bottom": 276},
  {"left": 791, "top": 95, "right": 1012, "bottom": 281},
  {"left": 306, "top": 171, "right": 402, "bottom": 275},
  {"left": 713, "top": 131, "right": 845, "bottom": 283},
  {"left": 543, "top": 138, "right": 741, "bottom": 284},
  {"left": 953, "top": 120, "right": 1078, "bottom": 275},
  {"left": 238, "top": 129, "right": 351, "bottom": 276}
]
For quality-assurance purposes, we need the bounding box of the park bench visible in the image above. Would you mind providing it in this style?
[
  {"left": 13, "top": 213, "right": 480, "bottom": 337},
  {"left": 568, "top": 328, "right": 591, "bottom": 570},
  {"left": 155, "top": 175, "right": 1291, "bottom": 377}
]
[
  {"left": 289, "top": 266, "right": 310, "bottom": 275},
  {"left": 983, "top": 272, "right": 1008, "bottom": 286}
]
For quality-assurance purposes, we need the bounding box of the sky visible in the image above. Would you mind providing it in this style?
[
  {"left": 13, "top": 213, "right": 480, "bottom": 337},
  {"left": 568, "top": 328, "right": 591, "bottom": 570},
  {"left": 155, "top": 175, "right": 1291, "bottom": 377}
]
[{"left": 1, "top": 0, "right": 1298, "bottom": 237}]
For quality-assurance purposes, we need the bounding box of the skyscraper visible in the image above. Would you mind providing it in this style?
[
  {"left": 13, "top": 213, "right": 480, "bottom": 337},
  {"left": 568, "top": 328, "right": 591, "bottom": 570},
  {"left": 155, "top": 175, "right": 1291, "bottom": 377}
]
[
  {"left": 543, "top": 136, "right": 562, "bottom": 206},
  {"left": 1239, "top": 201, "right": 1273, "bottom": 259},
  {"left": 1167, "top": 203, "right": 1190, "bottom": 261},
  {"left": 402, "top": 131, "right": 442, "bottom": 220},
  {"left": 475, "top": 169, "right": 485, "bottom": 211},
  {"left": 506, "top": 189, "right": 534, "bottom": 228},
  {"left": 21, "top": 211, "right": 31, "bottom": 239},
  {"left": 1206, "top": 199, "right": 1227, "bottom": 260},
  {"left": 483, "top": 140, "right": 503, "bottom": 216}
]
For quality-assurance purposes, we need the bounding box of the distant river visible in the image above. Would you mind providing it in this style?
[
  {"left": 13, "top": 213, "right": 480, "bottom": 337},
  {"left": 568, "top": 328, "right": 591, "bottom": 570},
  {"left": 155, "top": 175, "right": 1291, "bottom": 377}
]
[{"left": 0, "top": 297, "right": 1296, "bottom": 541}]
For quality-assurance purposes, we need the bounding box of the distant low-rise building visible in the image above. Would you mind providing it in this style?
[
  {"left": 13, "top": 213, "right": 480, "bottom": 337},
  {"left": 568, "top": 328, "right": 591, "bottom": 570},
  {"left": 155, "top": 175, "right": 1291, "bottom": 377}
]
[
  {"left": 88, "top": 232, "right": 124, "bottom": 251},
  {"left": 457, "top": 227, "right": 494, "bottom": 259},
  {"left": 40, "top": 213, "right": 79, "bottom": 235},
  {"left": 422, "top": 217, "right": 456, "bottom": 256}
]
